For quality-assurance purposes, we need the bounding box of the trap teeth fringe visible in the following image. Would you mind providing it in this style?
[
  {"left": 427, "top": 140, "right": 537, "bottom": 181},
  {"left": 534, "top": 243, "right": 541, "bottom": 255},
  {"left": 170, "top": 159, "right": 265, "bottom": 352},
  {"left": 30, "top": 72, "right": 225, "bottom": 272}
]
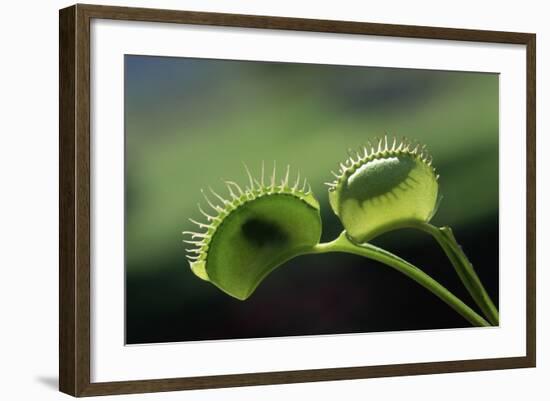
[
  {"left": 242, "top": 162, "right": 255, "bottom": 191},
  {"left": 208, "top": 187, "right": 228, "bottom": 205},
  {"left": 324, "top": 135, "right": 437, "bottom": 191},
  {"left": 182, "top": 231, "right": 208, "bottom": 239},
  {"left": 184, "top": 162, "right": 315, "bottom": 263},
  {"left": 291, "top": 171, "right": 301, "bottom": 193}
]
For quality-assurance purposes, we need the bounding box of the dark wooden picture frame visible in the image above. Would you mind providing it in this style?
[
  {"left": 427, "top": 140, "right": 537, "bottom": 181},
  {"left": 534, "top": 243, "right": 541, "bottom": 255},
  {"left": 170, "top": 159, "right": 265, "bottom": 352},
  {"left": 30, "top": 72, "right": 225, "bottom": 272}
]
[{"left": 59, "top": 3, "right": 536, "bottom": 397}]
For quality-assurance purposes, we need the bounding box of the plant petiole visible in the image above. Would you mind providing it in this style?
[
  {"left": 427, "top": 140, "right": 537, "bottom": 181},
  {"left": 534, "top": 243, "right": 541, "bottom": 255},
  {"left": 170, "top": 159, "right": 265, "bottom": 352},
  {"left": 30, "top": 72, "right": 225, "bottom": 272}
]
[{"left": 309, "top": 232, "right": 490, "bottom": 327}]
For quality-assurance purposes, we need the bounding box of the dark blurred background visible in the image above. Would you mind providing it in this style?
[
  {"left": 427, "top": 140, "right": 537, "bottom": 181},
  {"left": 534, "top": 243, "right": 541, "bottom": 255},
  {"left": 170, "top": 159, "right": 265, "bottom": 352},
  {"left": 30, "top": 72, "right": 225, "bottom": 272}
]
[{"left": 125, "top": 55, "right": 499, "bottom": 344}]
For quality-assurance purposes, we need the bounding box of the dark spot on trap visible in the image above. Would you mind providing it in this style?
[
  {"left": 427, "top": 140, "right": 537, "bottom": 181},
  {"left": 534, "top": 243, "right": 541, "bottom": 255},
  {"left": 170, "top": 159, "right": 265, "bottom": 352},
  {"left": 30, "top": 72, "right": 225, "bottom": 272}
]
[{"left": 241, "top": 218, "right": 288, "bottom": 247}]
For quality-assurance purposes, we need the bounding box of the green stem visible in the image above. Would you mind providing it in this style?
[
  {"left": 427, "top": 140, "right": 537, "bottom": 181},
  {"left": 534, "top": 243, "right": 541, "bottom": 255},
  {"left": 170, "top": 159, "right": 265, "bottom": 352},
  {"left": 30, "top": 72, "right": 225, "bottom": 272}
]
[
  {"left": 309, "top": 232, "right": 490, "bottom": 327},
  {"left": 412, "top": 222, "right": 499, "bottom": 325}
]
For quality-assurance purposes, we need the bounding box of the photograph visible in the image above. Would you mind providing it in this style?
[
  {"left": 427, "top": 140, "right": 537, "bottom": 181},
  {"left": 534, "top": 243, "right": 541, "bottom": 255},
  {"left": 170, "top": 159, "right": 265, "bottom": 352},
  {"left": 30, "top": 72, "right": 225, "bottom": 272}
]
[
  {"left": 56, "top": 3, "right": 535, "bottom": 397},
  {"left": 124, "top": 55, "right": 500, "bottom": 345}
]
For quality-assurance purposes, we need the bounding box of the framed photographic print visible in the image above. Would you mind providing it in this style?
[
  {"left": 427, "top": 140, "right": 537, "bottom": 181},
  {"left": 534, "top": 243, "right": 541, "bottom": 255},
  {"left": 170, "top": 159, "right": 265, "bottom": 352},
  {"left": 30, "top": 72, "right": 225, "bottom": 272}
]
[{"left": 59, "top": 4, "right": 536, "bottom": 397}]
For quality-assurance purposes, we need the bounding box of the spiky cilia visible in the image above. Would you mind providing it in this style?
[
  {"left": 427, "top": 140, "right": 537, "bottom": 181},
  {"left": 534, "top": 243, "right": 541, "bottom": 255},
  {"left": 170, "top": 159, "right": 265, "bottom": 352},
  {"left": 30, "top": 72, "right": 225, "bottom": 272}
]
[
  {"left": 327, "top": 136, "right": 440, "bottom": 243},
  {"left": 183, "top": 162, "right": 321, "bottom": 300},
  {"left": 182, "top": 137, "right": 497, "bottom": 327}
]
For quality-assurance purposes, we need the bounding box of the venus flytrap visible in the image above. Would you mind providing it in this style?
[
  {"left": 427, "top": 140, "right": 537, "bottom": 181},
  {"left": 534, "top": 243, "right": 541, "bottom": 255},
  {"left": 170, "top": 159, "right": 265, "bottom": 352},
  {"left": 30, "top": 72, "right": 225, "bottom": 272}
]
[
  {"left": 326, "top": 136, "right": 439, "bottom": 243},
  {"left": 328, "top": 136, "right": 499, "bottom": 325},
  {"left": 183, "top": 137, "right": 497, "bottom": 327},
  {"left": 184, "top": 163, "right": 321, "bottom": 300}
]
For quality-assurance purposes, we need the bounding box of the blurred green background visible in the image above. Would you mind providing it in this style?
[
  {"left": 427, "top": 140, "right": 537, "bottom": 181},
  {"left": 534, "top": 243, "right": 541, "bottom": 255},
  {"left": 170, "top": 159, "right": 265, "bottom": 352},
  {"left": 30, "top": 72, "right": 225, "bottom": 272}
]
[{"left": 125, "top": 55, "right": 499, "bottom": 344}]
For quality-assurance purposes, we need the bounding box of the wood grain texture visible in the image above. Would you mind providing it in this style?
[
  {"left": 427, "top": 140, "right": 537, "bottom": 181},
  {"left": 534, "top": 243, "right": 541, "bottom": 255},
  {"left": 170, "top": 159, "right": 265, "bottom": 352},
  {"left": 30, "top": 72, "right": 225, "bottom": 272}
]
[
  {"left": 59, "top": 4, "right": 92, "bottom": 396},
  {"left": 78, "top": 356, "right": 533, "bottom": 397},
  {"left": 58, "top": 3, "right": 536, "bottom": 397},
  {"left": 59, "top": 5, "right": 76, "bottom": 396},
  {"left": 78, "top": 3, "right": 533, "bottom": 43},
  {"left": 525, "top": 34, "right": 536, "bottom": 367}
]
